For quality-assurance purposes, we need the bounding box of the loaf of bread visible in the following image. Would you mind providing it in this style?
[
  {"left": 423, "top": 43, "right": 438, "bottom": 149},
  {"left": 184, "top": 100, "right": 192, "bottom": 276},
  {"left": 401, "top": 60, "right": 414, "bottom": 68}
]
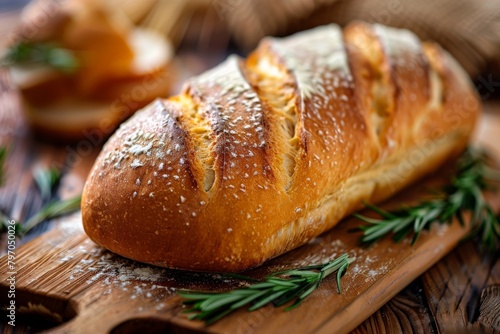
[
  {"left": 9, "top": 0, "right": 173, "bottom": 141},
  {"left": 82, "top": 22, "right": 480, "bottom": 272}
]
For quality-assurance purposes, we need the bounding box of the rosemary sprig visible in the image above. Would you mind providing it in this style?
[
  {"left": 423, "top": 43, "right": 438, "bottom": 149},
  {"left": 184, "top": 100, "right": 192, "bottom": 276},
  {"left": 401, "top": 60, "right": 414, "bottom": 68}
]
[
  {"left": 21, "top": 195, "right": 81, "bottom": 235},
  {"left": 179, "top": 253, "right": 355, "bottom": 324},
  {"left": 2, "top": 42, "right": 79, "bottom": 73},
  {"left": 33, "top": 167, "right": 61, "bottom": 201},
  {"left": 0, "top": 216, "right": 22, "bottom": 234},
  {"left": 0, "top": 150, "right": 80, "bottom": 236},
  {"left": 355, "top": 149, "right": 500, "bottom": 250},
  {"left": 0, "top": 210, "right": 18, "bottom": 233}
]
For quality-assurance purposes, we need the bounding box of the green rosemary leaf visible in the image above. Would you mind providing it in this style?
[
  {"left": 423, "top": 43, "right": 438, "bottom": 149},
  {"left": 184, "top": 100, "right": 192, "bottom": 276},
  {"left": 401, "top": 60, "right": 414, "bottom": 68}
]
[
  {"left": 297, "top": 281, "right": 320, "bottom": 300},
  {"left": 3, "top": 42, "right": 79, "bottom": 73},
  {"left": 21, "top": 195, "right": 81, "bottom": 235},
  {"left": 201, "top": 294, "right": 243, "bottom": 311},
  {"left": 283, "top": 300, "right": 303, "bottom": 312},
  {"left": 363, "top": 202, "right": 397, "bottom": 219},
  {"left": 249, "top": 290, "right": 289, "bottom": 311},
  {"left": 33, "top": 167, "right": 61, "bottom": 201},
  {"left": 230, "top": 290, "right": 269, "bottom": 309},
  {"left": 266, "top": 278, "right": 299, "bottom": 287},
  {"left": 393, "top": 226, "right": 412, "bottom": 243},
  {"left": 281, "top": 270, "right": 318, "bottom": 278},
  {"left": 274, "top": 288, "right": 303, "bottom": 307},
  {"left": 0, "top": 211, "right": 22, "bottom": 234},
  {"left": 179, "top": 253, "right": 355, "bottom": 324},
  {"left": 336, "top": 262, "right": 350, "bottom": 293},
  {"left": 361, "top": 219, "right": 401, "bottom": 243},
  {"left": 352, "top": 213, "right": 385, "bottom": 225},
  {"left": 247, "top": 282, "right": 276, "bottom": 289}
]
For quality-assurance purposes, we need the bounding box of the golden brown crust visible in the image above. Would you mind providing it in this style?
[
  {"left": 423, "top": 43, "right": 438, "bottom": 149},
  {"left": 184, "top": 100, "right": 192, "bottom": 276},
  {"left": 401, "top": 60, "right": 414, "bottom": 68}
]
[{"left": 82, "top": 22, "right": 480, "bottom": 272}]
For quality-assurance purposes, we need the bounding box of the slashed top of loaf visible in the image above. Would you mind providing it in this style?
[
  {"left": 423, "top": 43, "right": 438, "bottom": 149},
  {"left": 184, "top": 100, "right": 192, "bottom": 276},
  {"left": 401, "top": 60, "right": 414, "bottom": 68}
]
[{"left": 83, "top": 22, "right": 479, "bottom": 271}]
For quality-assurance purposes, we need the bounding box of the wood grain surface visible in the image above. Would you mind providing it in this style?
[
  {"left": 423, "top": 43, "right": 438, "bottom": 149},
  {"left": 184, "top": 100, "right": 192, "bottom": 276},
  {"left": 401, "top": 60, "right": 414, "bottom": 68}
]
[{"left": 0, "top": 9, "right": 499, "bottom": 334}]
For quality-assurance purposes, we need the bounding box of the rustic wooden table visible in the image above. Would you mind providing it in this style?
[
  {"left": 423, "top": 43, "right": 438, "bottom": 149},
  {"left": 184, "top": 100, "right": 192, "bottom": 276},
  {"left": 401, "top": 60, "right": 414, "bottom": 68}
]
[{"left": 0, "top": 8, "right": 499, "bottom": 334}]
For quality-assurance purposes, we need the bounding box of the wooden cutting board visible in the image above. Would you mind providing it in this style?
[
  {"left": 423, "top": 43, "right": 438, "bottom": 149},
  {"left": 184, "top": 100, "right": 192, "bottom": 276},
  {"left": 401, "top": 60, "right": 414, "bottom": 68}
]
[{"left": 0, "top": 146, "right": 498, "bottom": 334}]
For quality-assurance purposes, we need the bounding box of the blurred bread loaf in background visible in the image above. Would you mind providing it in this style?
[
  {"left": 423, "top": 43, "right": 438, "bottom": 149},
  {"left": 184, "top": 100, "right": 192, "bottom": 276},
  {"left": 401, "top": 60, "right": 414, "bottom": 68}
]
[{"left": 2, "top": 0, "right": 174, "bottom": 141}]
